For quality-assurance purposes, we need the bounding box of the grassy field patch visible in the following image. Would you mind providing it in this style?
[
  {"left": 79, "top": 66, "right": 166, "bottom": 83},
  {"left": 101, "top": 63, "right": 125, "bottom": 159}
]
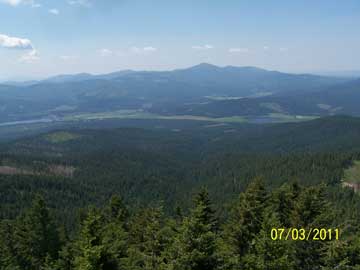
[
  {"left": 343, "top": 161, "right": 360, "bottom": 184},
  {"left": 45, "top": 131, "right": 81, "bottom": 143}
]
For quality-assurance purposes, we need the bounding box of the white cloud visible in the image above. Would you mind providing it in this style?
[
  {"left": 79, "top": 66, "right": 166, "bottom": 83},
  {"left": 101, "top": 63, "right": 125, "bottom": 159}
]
[
  {"left": 229, "top": 47, "right": 249, "bottom": 53},
  {"left": 0, "top": 34, "right": 33, "bottom": 49},
  {"left": 130, "top": 46, "right": 157, "bottom": 54},
  {"left": 19, "top": 49, "right": 39, "bottom": 63},
  {"left": 0, "top": 34, "right": 39, "bottom": 63},
  {"left": 68, "top": 0, "right": 91, "bottom": 7},
  {"left": 98, "top": 48, "right": 113, "bottom": 57},
  {"left": 1, "top": 0, "right": 40, "bottom": 7},
  {"left": 98, "top": 47, "right": 157, "bottom": 57},
  {"left": 1, "top": 0, "right": 22, "bottom": 6},
  {"left": 49, "top": 8, "right": 59, "bottom": 15},
  {"left": 192, "top": 44, "right": 214, "bottom": 50},
  {"left": 143, "top": 46, "right": 157, "bottom": 52}
]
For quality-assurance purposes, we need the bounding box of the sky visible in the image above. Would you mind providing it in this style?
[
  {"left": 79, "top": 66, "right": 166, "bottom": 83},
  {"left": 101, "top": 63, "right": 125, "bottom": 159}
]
[{"left": 0, "top": 0, "right": 360, "bottom": 80}]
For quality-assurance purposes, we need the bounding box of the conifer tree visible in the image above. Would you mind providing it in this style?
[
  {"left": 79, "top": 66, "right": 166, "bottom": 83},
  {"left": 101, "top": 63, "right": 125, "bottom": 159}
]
[
  {"left": 126, "top": 206, "right": 169, "bottom": 270},
  {"left": 106, "top": 195, "right": 129, "bottom": 225},
  {"left": 52, "top": 243, "right": 76, "bottom": 270},
  {"left": 0, "top": 220, "right": 21, "bottom": 269},
  {"left": 169, "top": 189, "right": 218, "bottom": 270},
  {"left": 292, "top": 185, "right": 331, "bottom": 270},
  {"left": 74, "top": 209, "right": 107, "bottom": 270},
  {"left": 74, "top": 200, "right": 129, "bottom": 270},
  {"left": 220, "top": 177, "right": 267, "bottom": 269},
  {"left": 242, "top": 212, "right": 295, "bottom": 270},
  {"left": 271, "top": 182, "right": 301, "bottom": 227},
  {"left": 13, "top": 195, "right": 61, "bottom": 270}
]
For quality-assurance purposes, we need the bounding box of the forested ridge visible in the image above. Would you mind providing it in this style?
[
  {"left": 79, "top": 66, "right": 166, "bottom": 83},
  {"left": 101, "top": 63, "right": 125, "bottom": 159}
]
[
  {"left": 1, "top": 180, "right": 360, "bottom": 269},
  {"left": 1, "top": 116, "right": 360, "bottom": 269}
]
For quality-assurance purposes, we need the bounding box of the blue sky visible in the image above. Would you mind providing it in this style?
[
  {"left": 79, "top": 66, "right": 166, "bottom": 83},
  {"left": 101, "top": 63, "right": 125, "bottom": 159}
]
[{"left": 0, "top": 0, "right": 359, "bottom": 80}]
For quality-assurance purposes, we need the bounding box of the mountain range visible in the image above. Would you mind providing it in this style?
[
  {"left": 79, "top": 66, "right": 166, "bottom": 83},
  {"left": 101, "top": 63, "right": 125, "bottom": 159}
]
[{"left": 0, "top": 63, "right": 359, "bottom": 124}]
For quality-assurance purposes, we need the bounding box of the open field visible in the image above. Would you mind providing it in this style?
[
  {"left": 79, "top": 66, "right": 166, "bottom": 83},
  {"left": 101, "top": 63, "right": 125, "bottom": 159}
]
[
  {"left": 45, "top": 131, "right": 81, "bottom": 143},
  {"left": 62, "top": 110, "right": 319, "bottom": 124},
  {"left": 0, "top": 110, "right": 321, "bottom": 143},
  {"left": 62, "top": 110, "right": 249, "bottom": 123},
  {"left": 344, "top": 161, "right": 360, "bottom": 183}
]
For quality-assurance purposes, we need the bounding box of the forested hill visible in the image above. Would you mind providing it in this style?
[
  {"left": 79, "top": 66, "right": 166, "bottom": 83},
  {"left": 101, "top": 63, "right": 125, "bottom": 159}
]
[
  {"left": 0, "top": 116, "right": 359, "bottom": 222},
  {"left": 153, "top": 79, "right": 360, "bottom": 118},
  {"left": 4, "top": 115, "right": 360, "bottom": 157},
  {"left": 227, "top": 115, "right": 360, "bottom": 153},
  {"left": 0, "top": 64, "right": 351, "bottom": 123},
  {"left": 1, "top": 116, "right": 360, "bottom": 268}
]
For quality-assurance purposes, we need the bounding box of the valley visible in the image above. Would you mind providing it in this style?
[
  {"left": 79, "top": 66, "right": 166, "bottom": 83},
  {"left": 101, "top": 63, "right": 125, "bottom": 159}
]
[{"left": 0, "top": 64, "right": 357, "bottom": 127}]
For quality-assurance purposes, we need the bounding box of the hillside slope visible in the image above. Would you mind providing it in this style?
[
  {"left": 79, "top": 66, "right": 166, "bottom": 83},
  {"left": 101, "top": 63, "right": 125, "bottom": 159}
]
[{"left": 0, "top": 64, "right": 347, "bottom": 123}]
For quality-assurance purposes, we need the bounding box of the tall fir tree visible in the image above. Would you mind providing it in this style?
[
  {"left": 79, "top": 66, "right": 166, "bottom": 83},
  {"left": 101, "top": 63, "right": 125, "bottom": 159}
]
[
  {"left": 242, "top": 212, "right": 295, "bottom": 270},
  {"left": 270, "top": 182, "right": 301, "bottom": 227},
  {"left": 169, "top": 188, "right": 218, "bottom": 270},
  {"left": 105, "top": 195, "right": 129, "bottom": 225},
  {"left": 12, "top": 195, "right": 61, "bottom": 270},
  {"left": 0, "top": 220, "right": 21, "bottom": 269},
  {"left": 74, "top": 209, "right": 107, "bottom": 270},
  {"left": 292, "top": 185, "right": 331, "bottom": 270},
  {"left": 126, "top": 206, "right": 169, "bottom": 270},
  {"left": 219, "top": 177, "right": 267, "bottom": 269}
]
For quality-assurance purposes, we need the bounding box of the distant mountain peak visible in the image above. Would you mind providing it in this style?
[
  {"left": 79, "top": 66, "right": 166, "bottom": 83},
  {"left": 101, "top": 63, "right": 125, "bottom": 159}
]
[
  {"left": 45, "top": 73, "right": 94, "bottom": 83},
  {"left": 188, "top": 64, "right": 269, "bottom": 73},
  {"left": 223, "top": 65, "right": 268, "bottom": 72},
  {"left": 186, "top": 63, "right": 220, "bottom": 71}
]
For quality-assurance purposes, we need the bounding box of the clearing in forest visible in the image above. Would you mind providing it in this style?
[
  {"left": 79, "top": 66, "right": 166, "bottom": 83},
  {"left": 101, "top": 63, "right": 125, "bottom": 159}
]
[
  {"left": 45, "top": 131, "right": 81, "bottom": 143},
  {"left": 344, "top": 161, "right": 360, "bottom": 184}
]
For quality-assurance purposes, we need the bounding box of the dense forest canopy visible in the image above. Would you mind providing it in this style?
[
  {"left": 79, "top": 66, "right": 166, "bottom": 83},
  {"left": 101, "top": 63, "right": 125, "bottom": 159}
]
[{"left": 1, "top": 116, "right": 360, "bottom": 269}]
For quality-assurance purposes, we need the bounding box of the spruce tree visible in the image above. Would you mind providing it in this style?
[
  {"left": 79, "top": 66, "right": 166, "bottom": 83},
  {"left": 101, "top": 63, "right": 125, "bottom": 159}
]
[
  {"left": 74, "top": 201, "right": 129, "bottom": 270},
  {"left": 13, "top": 195, "right": 61, "bottom": 270},
  {"left": 271, "top": 182, "right": 300, "bottom": 227},
  {"left": 292, "top": 185, "right": 331, "bottom": 270},
  {"left": 126, "top": 206, "right": 169, "bottom": 270},
  {"left": 242, "top": 212, "right": 295, "bottom": 270},
  {"left": 169, "top": 189, "right": 218, "bottom": 270},
  {"left": 220, "top": 177, "right": 267, "bottom": 269},
  {"left": 74, "top": 209, "right": 107, "bottom": 270},
  {"left": 0, "top": 220, "right": 21, "bottom": 269},
  {"left": 106, "top": 195, "right": 129, "bottom": 225}
]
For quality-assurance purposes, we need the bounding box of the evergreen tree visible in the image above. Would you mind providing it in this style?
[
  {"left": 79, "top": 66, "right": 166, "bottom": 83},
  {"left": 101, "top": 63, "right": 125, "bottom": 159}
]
[
  {"left": 52, "top": 243, "right": 76, "bottom": 270},
  {"left": 220, "top": 177, "right": 267, "bottom": 269},
  {"left": 74, "top": 209, "right": 107, "bottom": 270},
  {"left": 74, "top": 202, "right": 129, "bottom": 270},
  {"left": 13, "top": 195, "right": 61, "bottom": 270},
  {"left": 242, "top": 212, "right": 295, "bottom": 270},
  {"left": 322, "top": 240, "right": 351, "bottom": 270},
  {"left": 101, "top": 221, "right": 128, "bottom": 269},
  {"left": 0, "top": 220, "right": 21, "bottom": 270},
  {"left": 347, "top": 235, "right": 360, "bottom": 267},
  {"left": 271, "top": 182, "right": 301, "bottom": 227},
  {"left": 105, "top": 195, "right": 129, "bottom": 225},
  {"left": 169, "top": 189, "right": 218, "bottom": 270},
  {"left": 292, "top": 185, "right": 331, "bottom": 270},
  {"left": 127, "top": 206, "right": 169, "bottom": 270}
]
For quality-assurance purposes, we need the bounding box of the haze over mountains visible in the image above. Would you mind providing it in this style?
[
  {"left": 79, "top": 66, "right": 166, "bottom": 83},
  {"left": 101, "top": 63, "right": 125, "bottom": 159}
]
[{"left": 0, "top": 63, "right": 359, "bottom": 124}]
